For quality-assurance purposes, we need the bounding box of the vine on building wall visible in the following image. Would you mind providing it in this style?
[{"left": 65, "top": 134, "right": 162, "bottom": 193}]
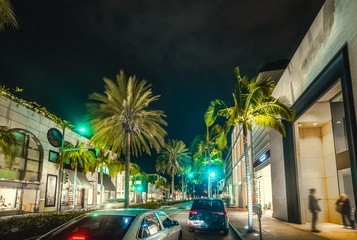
[{"left": 0, "top": 84, "right": 74, "bottom": 129}]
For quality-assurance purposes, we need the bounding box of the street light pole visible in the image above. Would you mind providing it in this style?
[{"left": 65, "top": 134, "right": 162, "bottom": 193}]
[{"left": 56, "top": 124, "right": 66, "bottom": 213}]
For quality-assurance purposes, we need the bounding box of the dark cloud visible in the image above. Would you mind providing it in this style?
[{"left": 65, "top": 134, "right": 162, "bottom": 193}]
[{"left": 0, "top": 0, "right": 324, "bottom": 173}]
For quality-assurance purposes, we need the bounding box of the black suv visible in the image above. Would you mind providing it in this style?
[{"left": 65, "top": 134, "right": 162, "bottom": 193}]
[{"left": 188, "top": 198, "right": 228, "bottom": 235}]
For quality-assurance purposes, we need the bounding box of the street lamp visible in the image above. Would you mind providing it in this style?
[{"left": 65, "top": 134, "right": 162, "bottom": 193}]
[
  {"left": 210, "top": 171, "right": 216, "bottom": 178},
  {"left": 78, "top": 127, "right": 86, "bottom": 132}
]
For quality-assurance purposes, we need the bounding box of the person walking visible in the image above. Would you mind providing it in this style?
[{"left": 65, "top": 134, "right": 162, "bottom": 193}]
[
  {"left": 308, "top": 188, "right": 321, "bottom": 232},
  {"left": 336, "top": 194, "right": 355, "bottom": 229}
]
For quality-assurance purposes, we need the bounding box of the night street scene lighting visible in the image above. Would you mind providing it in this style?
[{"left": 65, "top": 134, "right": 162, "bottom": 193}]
[{"left": 1, "top": 1, "right": 357, "bottom": 240}]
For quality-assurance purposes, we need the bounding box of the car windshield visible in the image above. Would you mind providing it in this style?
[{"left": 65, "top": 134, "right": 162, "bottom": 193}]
[
  {"left": 40, "top": 214, "right": 135, "bottom": 240},
  {"left": 192, "top": 200, "right": 225, "bottom": 211}
]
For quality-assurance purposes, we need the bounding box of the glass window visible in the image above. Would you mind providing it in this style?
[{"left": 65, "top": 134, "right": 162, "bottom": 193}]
[
  {"left": 88, "top": 182, "right": 94, "bottom": 205},
  {"left": 156, "top": 211, "right": 173, "bottom": 229},
  {"left": 138, "top": 219, "right": 150, "bottom": 239},
  {"left": 41, "top": 215, "right": 134, "bottom": 240},
  {"left": 191, "top": 199, "right": 225, "bottom": 211},
  {"left": 49, "top": 150, "right": 59, "bottom": 163},
  {"left": 146, "top": 214, "right": 161, "bottom": 235}
]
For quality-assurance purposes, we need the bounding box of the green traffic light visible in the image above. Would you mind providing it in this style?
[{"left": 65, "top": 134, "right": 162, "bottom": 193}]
[
  {"left": 189, "top": 172, "right": 193, "bottom": 177},
  {"left": 210, "top": 172, "right": 216, "bottom": 178}
]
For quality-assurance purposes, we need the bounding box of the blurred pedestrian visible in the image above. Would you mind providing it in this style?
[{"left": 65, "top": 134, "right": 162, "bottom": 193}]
[
  {"left": 308, "top": 188, "right": 321, "bottom": 233},
  {"left": 336, "top": 194, "right": 355, "bottom": 229}
]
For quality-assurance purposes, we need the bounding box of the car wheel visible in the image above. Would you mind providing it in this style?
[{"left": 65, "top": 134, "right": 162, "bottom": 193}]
[
  {"left": 222, "top": 229, "right": 229, "bottom": 235},
  {"left": 178, "top": 230, "right": 183, "bottom": 240},
  {"left": 188, "top": 228, "right": 195, "bottom": 232}
]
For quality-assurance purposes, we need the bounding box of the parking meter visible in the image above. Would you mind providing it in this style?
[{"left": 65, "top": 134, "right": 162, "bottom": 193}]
[{"left": 253, "top": 204, "right": 263, "bottom": 239}]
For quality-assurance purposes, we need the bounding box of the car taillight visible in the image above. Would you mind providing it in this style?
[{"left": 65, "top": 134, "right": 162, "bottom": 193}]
[
  {"left": 189, "top": 210, "right": 198, "bottom": 214},
  {"left": 68, "top": 234, "right": 86, "bottom": 240},
  {"left": 218, "top": 211, "right": 227, "bottom": 215}
]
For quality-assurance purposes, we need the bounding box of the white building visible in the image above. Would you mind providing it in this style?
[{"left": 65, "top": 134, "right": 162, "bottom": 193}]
[{"left": 0, "top": 91, "right": 132, "bottom": 215}]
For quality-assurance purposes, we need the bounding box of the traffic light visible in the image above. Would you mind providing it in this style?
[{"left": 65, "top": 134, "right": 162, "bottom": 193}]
[
  {"left": 136, "top": 185, "right": 142, "bottom": 192},
  {"left": 210, "top": 171, "right": 216, "bottom": 178},
  {"left": 188, "top": 172, "right": 193, "bottom": 177}
]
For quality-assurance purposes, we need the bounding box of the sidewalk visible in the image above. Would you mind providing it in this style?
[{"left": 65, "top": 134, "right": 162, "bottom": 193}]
[{"left": 227, "top": 207, "right": 357, "bottom": 240}]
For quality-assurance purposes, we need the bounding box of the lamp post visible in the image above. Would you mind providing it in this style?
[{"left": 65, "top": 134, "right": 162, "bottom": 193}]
[{"left": 56, "top": 125, "right": 89, "bottom": 212}]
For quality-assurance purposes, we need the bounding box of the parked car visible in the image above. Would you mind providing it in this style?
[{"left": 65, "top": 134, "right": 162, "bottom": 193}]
[
  {"left": 188, "top": 198, "right": 229, "bottom": 235},
  {"left": 99, "top": 198, "right": 125, "bottom": 209},
  {"left": 36, "top": 209, "right": 182, "bottom": 240}
]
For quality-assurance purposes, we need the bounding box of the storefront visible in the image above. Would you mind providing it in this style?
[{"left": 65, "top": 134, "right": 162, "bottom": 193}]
[
  {"left": 267, "top": 0, "right": 357, "bottom": 224},
  {"left": 0, "top": 129, "right": 43, "bottom": 215},
  {"left": 253, "top": 150, "right": 273, "bottom": 216},
  {"left": 97, "top": 173, "right": 116, "bottom": 204}
]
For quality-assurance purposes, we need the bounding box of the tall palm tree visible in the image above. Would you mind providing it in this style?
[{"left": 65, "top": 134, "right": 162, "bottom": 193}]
[
  {"left": 156, "top": 139, "right": 191, "bottom": 201},
  {"left": 191, "top": 124, "right": 224, "bottom": 197},
  {"left": 62, "top": 141, "right": 96, "bottom": 210},
  {"left": 0, "top": 126, "right": 19, "bottom": 168},
  {"left": 0, "top": 0, "right": 18, "bottom": 31},
  {"left": 87, "top": 71, "right": 167, "bottom": 208},
  {"left": 89, "top": 146, "right": 123, "bottom": 204},
  {"left": 205, "top": 67, "right": 295, "bottom": 232}
]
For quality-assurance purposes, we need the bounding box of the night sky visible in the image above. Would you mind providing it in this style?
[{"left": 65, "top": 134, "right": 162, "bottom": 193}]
[{"left": 0, "top": 0, "right": 324, "bottom": 173}]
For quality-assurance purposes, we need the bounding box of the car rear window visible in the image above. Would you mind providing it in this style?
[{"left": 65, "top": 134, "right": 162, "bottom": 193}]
[
  {"left": 40, "top": 215, "right": 135, "bottom": 240},
  {"left": 192, "top": 200, "right": 225, "bottom": 211}
]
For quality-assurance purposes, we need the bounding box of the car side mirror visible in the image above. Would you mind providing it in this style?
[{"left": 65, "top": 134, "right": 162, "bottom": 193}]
[{"left": 172, "top": 220, "right": 180, "bottom": 226}]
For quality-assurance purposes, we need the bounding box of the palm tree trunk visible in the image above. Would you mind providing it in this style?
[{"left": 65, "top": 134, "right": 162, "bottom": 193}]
[
  {"left": 124, "top": 132, "right": 131, "bottom": 208},
  {"left": 182, "top": 175, "right": 184, "bottom": 200},
  {"left": 172, "top": 172, "right": 175, "bottom": 201},
  {"left": 100, "top": 171, "right": 103, "bottom": 204},
  {"left": 243, "top": 125, "right": 253, "bottom": 232},
  {"left": 73, "top": 165, "right": 78, "bottom": 210}
]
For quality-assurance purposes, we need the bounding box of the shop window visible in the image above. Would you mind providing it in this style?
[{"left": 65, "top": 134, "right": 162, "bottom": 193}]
[
  {"left": 88, "top": 182, "right": 94, "bottom": 205},
  {"left": 0, "top": 188, "right": 20, "bottom": 210},
  {"left": 13, "top": 132, "right": 26, "bottom": 158},
  {"left": 45, "top": 174, "right": 57, "bottom": 207},
  {"left": 49, "top": 150, "right": 59, "bottom": 163}
]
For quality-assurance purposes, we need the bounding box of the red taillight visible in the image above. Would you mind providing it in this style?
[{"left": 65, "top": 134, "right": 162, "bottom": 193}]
[
  {"left": 189, "top": 210, "right": 198, "bottom": 214},
  {"left": 218, "top": 211, "right": 227, "bottom": 215},
  {"left": 68, "top": 234, "right": 86, "bottom": 240}
]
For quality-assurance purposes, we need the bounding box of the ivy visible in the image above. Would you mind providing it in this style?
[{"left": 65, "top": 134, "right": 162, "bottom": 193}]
[{"left": 0, "top": 84, "right": 74, "bottom": 130}]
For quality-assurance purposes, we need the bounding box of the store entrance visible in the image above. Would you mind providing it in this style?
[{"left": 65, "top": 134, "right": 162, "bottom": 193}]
[
  {"left": 294, "top": 81, "right": 355, "bottom": 224},
  {"left": 255, "top": 165, "right": 273, "bottom": 216}
]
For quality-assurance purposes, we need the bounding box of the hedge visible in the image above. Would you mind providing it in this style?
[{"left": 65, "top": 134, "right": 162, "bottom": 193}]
[{"left": 0, "top": 210, "right": 91, "bottom": 240}]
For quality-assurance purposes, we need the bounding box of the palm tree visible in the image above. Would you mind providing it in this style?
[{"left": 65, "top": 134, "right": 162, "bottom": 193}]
[
  {"left": 205, "top": 67, "right": 295, "bottom": 232},
  {"left": 62, "top": 141, "right": 96, "bottom": 209},
  {"left": 0, "top": 0, "right": 18, "bottom": 31},
  {"left": 156, "top": 139, "right": 191, "bottom": 201},
  {"left": 89, "top": 146, "right": 123, "bottom": 204},
  {"left": 87, "top": 71, "right": 167, "bottom": 208},
  {"left": 191, "top": 124, "right": 224, "bottom": 197},
  {"left": 0, "top": 126, "right": 19, "bottom": 168}
]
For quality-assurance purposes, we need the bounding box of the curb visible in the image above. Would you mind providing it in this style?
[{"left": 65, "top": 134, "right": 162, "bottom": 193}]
[{"left": 229, "top": 222, "right": 246, "bottom": 240}]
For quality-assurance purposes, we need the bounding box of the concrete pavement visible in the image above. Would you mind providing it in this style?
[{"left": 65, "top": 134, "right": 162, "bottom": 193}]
[{"left": 227, "top": 206, "right": 357, "bottom": 240}]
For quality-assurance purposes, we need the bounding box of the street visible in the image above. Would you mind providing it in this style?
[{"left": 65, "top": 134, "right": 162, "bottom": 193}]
[{"left": 162, "top": 201, "right": 237, "bottom": 240}]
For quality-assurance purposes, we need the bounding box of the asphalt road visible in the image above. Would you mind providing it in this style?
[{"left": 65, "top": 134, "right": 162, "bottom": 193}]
[{"left": 162, "top": 201, "right": 237, "bottom": 240}]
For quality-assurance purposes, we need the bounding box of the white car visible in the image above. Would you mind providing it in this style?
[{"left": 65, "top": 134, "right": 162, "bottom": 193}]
[{"left": 37, "top": 209, "right": 182, "bottom": 240}]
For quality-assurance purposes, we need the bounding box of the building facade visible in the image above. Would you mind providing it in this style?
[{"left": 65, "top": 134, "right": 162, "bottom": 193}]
[
  {"left": 0, "top": 93, "right": 130, "bottom": 215},
  {"left": 227, "top": 0, "right": 357, "bottom": 225},
  {"left": 270, "top": 0, "right": 357, "bottom": 224}
]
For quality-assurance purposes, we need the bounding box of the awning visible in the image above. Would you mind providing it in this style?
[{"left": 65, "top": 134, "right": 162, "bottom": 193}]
[
  {"left": 64, "top": 169, "right": 81, "bottom": 185},
  {"left": 98, "top": 173, "right": 116, "bottom": 191},
  {"left": 76, "top": 172, "right": 91, "bottom": 189}
]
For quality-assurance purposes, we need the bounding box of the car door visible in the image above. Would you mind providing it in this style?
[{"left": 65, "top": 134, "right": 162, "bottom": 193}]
[
  {"left": 138, "top": 214, "right": 168, "bottom": 240},
  {"left": 156, "top": 211, "right": 180, "bottom": 240}
]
